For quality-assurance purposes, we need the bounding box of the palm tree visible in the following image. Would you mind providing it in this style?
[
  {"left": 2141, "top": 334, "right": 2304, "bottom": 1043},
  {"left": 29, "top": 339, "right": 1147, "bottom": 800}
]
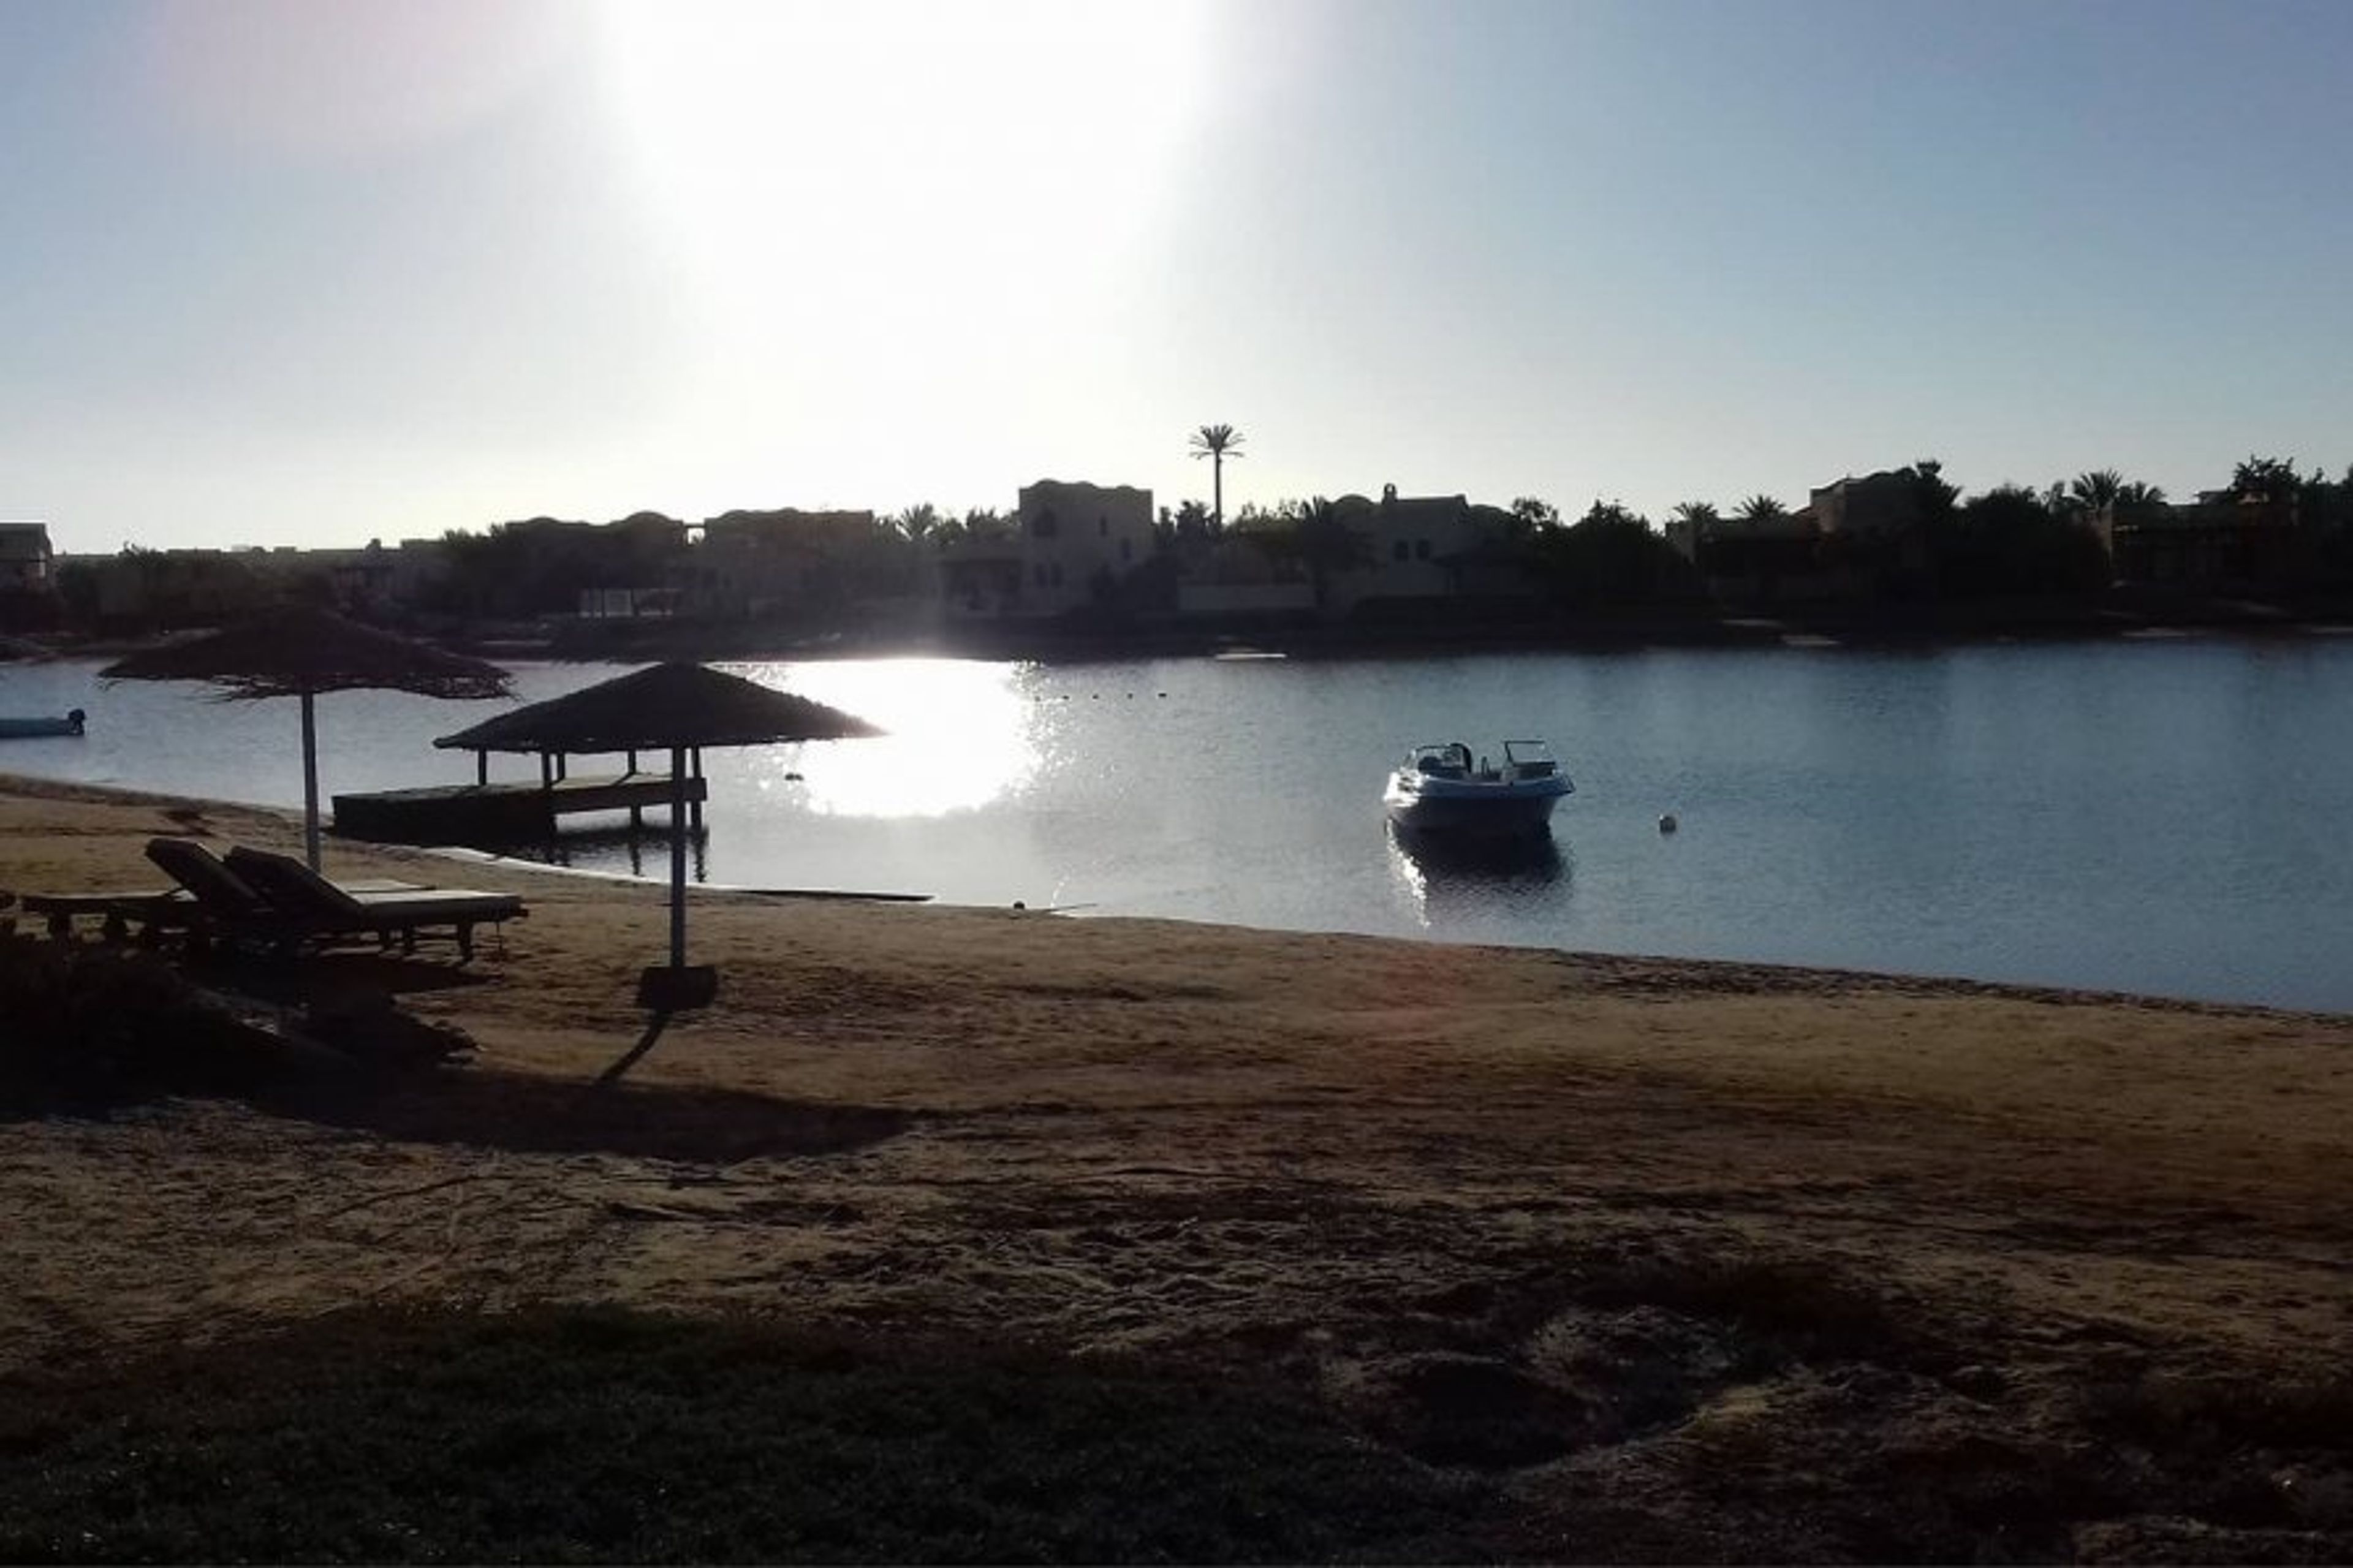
[
  {"left": 2067, "top": 469, "right": 2124, "bottom": 515},
  {"left": 890, "top": 502, "right": 944, "bottom": 545},
  {"left": 1672, "top": 501, "right": 1721, "bottom": 526},
  {"left": 1735, "top": 494, "right": 1787, "bottom": 521},
  {"left": 1189, "top": 423, "right": 1245, "bottom": 533}
]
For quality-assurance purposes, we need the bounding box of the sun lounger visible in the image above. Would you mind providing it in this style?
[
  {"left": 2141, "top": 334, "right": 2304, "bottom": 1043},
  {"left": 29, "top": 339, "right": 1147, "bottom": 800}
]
[
  {"left": 17, "top": 885, "right": 195, "bottom": 942},
  {"left": 12, "top": 840, "right": 237, "bottom": 942},
  {"left": 222, "top": 844, "right": 525, "bottom": 961},
  {"left": 23, "top": 839, "right": 521, "bottom": 959}
]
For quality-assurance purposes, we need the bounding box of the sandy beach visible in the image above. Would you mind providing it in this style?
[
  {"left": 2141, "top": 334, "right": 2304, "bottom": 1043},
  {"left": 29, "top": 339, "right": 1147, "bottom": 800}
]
[{"left": 2, "top": 773, "right": 2348, "bottom": 1561}]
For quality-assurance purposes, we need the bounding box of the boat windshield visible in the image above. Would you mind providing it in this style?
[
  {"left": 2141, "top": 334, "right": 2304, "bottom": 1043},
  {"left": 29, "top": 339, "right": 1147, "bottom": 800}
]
[{"left": 1502, "top": 740, "right": 1561, "bottom": 779}]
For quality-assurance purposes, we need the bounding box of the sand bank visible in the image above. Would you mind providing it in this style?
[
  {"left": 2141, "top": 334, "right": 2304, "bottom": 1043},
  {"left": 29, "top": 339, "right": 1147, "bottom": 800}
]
[{"left": 3, "top": 774, "right": 2348, "bottom": 1558}]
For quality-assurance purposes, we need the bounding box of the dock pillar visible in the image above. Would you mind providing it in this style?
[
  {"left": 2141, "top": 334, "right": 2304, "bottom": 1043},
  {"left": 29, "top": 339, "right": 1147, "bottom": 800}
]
[
  {"left": 476, "top": 751, "right": 488, "bottom": 787},
  {"left": 667, "top": 744, "right": 688, "bottom": 968},
  {"left": 689, "top": 747, "right": 705, "bottom": 831},
  {"left": 299, "top": 692, "right": 322, "bottom": 872},
  {"left": 627, "top": 749, "right": 642, "bottom": 829}
]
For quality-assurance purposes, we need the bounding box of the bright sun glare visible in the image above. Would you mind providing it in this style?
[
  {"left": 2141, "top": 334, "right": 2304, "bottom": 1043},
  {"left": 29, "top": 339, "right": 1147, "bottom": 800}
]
[
  {"left": 733, "top": 659, "right": 1038, "bottom": 817},
  {"left": 595, "top": 0, "right": 1210, "bottom": 450}
]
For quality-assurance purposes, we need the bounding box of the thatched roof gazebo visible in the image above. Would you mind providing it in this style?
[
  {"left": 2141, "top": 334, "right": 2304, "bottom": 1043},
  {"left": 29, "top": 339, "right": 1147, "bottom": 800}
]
[
  {"left": 434, "top": 662, "right": 883, "bottom": 1010},
  {"left": 433, "top": 661, "right": 879, "bottom": 757},
  {"left": 104, "top": 606, "right": 513, "bottom": 870}
]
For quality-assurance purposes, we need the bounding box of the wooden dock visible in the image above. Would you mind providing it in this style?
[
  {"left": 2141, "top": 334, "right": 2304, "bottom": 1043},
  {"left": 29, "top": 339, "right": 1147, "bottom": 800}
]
[{"left": 333, "top": 771, "right": 707, "bottom": 846}]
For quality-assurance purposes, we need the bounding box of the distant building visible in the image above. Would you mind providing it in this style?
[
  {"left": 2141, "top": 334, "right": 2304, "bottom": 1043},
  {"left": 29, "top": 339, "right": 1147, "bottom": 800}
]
[
  {"left": 1664, "top": 510, "right": 1838, "bottom": 602},
  {"left": 0, "top": 523, "right": 53, "bottom": 591},
  {"left": 2101, "top": 491, "right": 2303, "bottom": 586},
  {"left": 384, "top": 537, "right": 452, "bottom": 611},
  {"left": 1174, "top": 529, "right": 1314, "bottom": 619},
  {"left": 939, "top": 480, "right": 1153, "bottom": 619},
  {"left": 280, "top": 541, "right": 398, "bottom": 615},
  {"left": 1177, "top": 487, "right": 1542, "bottom": 621},
  {"left": 0, "top": 522, "right": 59, "bottom": 629},
  {"left": 1321, "top": 487, "right": 1533, "bottom": 616},
  {"left": 1809, "top": 469, "right": 1925, "bottom": 539},
  {"left": 688, "top": 508, "right": 871, "bottom": 618},
  {"left": 83, "top": 548, "right": 272, "bottom": 629},
  {"left": 1805, "top": 467, "right": 1942, "bottom": 593}
]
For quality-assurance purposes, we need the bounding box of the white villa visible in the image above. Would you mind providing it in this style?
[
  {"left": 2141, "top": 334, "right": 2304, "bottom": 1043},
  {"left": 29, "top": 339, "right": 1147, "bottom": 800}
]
[{"left": 939, "top": 479, "right": 1154, "bottom": 619}]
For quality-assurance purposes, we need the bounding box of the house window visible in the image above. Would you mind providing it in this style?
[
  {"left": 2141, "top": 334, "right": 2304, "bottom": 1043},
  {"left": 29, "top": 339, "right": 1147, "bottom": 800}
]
[
  {"left": 1030, "top": 509, "right": 1058, "bottom": 539},
  {"left": 1120, "top": 539, "right": 1132, "bottom": 562},
  {"left": 1415, "top": 539, "right": 1432, "bottom": 561},
  {"left": 1392, "top": 540, "right": 1409, "bottom": 562},
  {"left": 1098, "top": 517, "right": 1109, "bottom": 537}
]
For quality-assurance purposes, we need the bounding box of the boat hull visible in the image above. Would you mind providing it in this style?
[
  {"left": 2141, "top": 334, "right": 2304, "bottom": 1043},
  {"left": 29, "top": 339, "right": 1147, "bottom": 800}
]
[
  {"left": 0, "top": 713, "right": 83, "bottom": 740},
  {"left": 1382, "top": 778, "right": 1567, "bottom": 839}
]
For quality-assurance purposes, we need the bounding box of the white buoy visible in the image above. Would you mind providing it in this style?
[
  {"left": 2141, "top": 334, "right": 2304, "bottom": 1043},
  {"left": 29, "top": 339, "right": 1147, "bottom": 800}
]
[{"left": 1658, "top": 812, "right": 1678, "bottom": 834}]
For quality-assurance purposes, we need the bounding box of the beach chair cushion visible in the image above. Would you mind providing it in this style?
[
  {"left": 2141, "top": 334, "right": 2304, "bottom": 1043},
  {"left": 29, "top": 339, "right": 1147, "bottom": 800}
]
[
  {"left": 18, "top": 886, "right": 196, "bottom": 940},
  {"left": 222, "top": 846, "right": 524, "bottom": 928},
  {"left": 145, "top": 838, "right": 271, "bottom": 916}
]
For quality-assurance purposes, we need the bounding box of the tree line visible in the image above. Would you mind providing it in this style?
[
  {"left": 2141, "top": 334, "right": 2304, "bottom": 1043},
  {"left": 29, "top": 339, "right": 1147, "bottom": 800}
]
[{"left": 29, "top": 450, "right": 2353, "bottom": 639}]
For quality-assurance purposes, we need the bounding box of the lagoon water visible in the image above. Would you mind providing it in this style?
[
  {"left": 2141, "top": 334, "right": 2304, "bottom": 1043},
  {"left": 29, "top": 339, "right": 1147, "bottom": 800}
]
[{"left": 4, "top": 638, "right": 2351, "bottom": 1012}]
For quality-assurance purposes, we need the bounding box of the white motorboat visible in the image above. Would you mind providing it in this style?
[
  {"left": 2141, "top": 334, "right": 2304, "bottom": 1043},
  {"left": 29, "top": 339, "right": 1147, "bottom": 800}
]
[{"left": 1382, "top": 739, "right": 1572, "bottom": 838}]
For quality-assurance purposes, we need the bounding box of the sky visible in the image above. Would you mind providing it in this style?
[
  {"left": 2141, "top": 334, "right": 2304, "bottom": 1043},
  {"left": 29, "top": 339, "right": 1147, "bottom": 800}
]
[{"left": 6, "top": 0, "right": 2352, "bottom": 555}]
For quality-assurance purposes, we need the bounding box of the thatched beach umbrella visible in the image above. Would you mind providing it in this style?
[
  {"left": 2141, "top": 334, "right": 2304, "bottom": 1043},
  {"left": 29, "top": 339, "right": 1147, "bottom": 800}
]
[
  {"left": 433, "top": 662, "right": 882, "bottom": 1007},
  {"left": 102, "top": 605, "right": 513, "bottom": 871}
]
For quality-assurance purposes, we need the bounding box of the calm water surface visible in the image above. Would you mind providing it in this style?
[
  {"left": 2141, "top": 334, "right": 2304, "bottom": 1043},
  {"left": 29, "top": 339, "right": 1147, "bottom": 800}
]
[{"left": 4, "top": 639, "right": 2349, "bottom": 1012}]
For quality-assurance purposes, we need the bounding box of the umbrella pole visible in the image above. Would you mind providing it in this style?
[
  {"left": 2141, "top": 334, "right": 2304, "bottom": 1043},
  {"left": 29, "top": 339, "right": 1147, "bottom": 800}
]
[
  {"left": 669, "top": 744, "right": 688, "bottom": 968},
  {"left": 300, "top": 691, "right": 322, "bottom": 872}
]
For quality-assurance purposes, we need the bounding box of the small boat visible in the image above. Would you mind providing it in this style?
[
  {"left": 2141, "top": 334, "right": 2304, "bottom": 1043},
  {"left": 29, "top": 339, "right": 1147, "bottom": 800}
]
[
  {"left": 1383, "top": 739, "right": 1572, "bottom": 838},
  {"left": 0, "top": 707, "right": 86, "bottom": 740}
]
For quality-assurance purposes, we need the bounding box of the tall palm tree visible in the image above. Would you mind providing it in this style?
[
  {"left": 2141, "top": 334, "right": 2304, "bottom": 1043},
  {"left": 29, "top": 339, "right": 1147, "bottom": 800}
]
[
  {"left": 1189, "top": 423, "right": 1245, "bottom": 533},
  {"left": 1735, "top": 494, "right": 1787, "bottom": 521},
  {"left": 2067, "top": 469, "right": 2124, "bottom": 515},
  {"left": 891, "top": 502, "right": 943, "bottom": 545}
]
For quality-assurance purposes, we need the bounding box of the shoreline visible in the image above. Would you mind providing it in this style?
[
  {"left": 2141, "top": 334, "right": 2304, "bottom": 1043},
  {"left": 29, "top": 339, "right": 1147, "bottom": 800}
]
[
  {"left": 17, "top": 586, "right": 2353, "bottom": 670},
  {"left": 4, "top": 774, "right": 2350, "bottom": 1559},
  {"left": 421, "top": 590, "right": 2353, "bottom": 665},
  {"left": 9, "top": 771, "right": 2341, "bottom": 1020}
]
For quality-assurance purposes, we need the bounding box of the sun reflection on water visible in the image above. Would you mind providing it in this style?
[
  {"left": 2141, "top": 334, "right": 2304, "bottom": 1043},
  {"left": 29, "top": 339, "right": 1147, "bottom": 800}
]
[
  {"left": 728, "top": 659, "right": 1038, "bottom": 818},
  {"left": 1386, "top": 825, "right": 1570, "bottom": 931}
]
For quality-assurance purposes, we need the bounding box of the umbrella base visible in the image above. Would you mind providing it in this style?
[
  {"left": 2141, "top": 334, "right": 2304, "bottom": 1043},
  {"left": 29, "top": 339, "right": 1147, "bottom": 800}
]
[{"left": 637, "top": 963, "right": 718, "bottom": 1012}]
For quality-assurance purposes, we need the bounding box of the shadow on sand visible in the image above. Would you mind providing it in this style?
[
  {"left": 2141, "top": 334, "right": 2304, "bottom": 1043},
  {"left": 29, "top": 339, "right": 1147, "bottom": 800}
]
[
  {"left": 199, "top": 950, "right": 499, "bottom": 1002},
  {"left": 250, "top": 1065, "right": 911, "bottom": 1165},
  {"left": 199, "top": 955, "right": 908, "bottom": 1165}
]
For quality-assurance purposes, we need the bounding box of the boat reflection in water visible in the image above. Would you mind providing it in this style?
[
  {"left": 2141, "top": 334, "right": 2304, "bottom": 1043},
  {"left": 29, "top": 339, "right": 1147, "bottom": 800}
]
[{"left": 1386, "top": 821, "right": 1570, "bottom": 931}]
